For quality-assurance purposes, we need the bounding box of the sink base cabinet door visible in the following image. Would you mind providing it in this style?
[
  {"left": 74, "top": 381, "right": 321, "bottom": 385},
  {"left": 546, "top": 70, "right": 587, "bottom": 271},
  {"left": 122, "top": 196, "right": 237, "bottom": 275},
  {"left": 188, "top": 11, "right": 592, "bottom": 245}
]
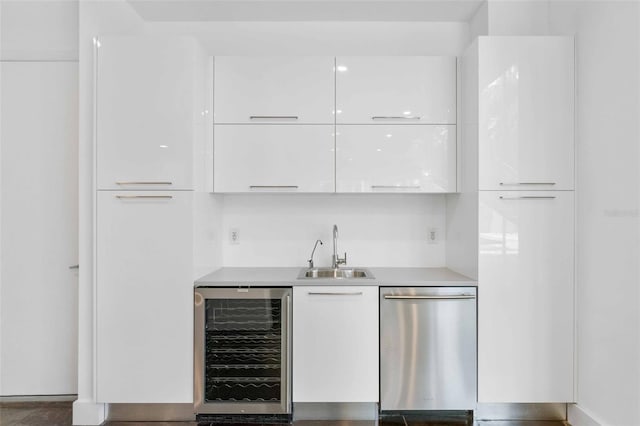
[
  {"left": 478, "top": 191, "right": 574, "bottom": 403},
  {"left": 336, "top": 125, "right": 456, "bottom": 193},
  {"left": 96, "top": 191, "right": 193, "bottom": 403},
  {"left": 292, "top": 286, "right": 378, "bottom": 402}
]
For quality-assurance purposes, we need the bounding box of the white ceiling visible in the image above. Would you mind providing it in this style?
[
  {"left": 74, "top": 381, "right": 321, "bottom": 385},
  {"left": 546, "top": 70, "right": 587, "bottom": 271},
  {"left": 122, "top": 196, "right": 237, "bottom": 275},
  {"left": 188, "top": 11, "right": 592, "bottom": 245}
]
[{"left": 127, "top": 0, "right": 485, "bottom": 22}]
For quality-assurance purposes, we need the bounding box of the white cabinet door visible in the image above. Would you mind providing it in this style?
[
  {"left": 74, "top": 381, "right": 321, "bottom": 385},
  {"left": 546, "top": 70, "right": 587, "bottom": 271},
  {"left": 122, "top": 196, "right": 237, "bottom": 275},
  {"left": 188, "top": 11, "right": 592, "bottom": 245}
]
[
  {"left": 335, "top": 56, "right": 456, "bottom": 124},
  {"left": 214, "top": 125, "right": 334, "bottom": 193},
  {"left": 478, "top": 37, "right": 574, "bottom": 190},
  {"left": 0, "top": 62, "right": 78, "bottom": 396},
  {"left": 336, "top": 125, "right": 456, "bottom": 193},
  {"left": 96, "top": 36, "right": 195, "bottom": 190},
  {"left": 214, "top": 56, "right": 335, "bottom": 124},
  {"left": 293, "top": 286, "right": 378, "bottom": 402},
  {"left": 96, "top": 191, "right": 193, "bottom": 403},
  {"left": 478, "top": 191, "right": 574, "bottom": 403}
]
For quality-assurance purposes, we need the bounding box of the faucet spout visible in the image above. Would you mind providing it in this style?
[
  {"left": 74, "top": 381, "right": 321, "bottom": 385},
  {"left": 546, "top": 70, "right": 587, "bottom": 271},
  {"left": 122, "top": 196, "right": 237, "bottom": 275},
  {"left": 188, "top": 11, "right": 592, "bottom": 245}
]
[
  {"left": 308, "top": 239, "right": 323, "bottom": 268},
  {"left": 331, "top": 224, "right": 347, "bottom": 269}
]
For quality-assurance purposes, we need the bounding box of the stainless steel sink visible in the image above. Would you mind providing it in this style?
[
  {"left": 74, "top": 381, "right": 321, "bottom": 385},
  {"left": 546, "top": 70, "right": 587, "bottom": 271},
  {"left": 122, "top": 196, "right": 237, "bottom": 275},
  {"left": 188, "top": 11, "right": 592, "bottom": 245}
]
[{"left": 297, "top": 267, "right": 375, "bottom": 279}]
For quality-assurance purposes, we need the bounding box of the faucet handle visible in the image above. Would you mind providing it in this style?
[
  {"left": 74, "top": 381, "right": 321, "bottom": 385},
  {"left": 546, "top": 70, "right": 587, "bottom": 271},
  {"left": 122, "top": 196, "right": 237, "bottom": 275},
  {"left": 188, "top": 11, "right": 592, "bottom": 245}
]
[{"left": 337, "top": 252, "right": 347, "bottom": 266}]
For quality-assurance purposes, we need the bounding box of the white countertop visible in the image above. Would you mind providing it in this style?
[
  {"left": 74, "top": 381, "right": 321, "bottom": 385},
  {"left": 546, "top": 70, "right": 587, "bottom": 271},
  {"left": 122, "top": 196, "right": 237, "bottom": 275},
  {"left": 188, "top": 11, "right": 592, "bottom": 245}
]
[{"left": 195, "top": 267, "right": 476, "bottom": 287}]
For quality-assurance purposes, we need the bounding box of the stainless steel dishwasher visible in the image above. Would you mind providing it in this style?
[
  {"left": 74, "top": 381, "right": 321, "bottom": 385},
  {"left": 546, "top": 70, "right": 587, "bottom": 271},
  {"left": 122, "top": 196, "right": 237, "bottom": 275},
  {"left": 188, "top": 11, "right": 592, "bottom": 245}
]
[{"left": 380, "top": 287, "right": 477, "bottom": 411}]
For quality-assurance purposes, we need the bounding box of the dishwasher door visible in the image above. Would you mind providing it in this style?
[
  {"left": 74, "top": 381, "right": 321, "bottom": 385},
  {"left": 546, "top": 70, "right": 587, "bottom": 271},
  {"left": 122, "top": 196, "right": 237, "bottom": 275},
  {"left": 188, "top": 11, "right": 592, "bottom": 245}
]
[{"left": 380, "top": 287, "right": 477, "bottom": 411}]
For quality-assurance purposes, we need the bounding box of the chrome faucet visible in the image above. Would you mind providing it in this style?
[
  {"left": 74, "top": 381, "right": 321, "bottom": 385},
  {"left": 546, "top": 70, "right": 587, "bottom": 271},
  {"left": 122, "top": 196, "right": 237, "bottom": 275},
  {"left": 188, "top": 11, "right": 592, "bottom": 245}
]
[
  {"left": 307, "top": 239, "right": 323, "bottom": 268},
  {"left": 332, "top": 224, "right": 347, "bottom": 269}
]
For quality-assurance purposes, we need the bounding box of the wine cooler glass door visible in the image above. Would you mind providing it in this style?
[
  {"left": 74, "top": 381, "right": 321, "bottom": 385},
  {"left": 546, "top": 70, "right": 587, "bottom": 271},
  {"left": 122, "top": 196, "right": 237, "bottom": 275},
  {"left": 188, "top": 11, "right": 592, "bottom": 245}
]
[{"left": 194, "top": 288, "right": 291, "bottom": 415}]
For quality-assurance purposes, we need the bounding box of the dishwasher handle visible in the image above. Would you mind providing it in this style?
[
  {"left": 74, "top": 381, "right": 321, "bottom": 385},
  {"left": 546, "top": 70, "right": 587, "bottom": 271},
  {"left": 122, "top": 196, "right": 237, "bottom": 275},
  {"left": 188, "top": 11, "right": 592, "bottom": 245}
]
[{"left": 383, "top": 294, "right": 476, "bottom": 300}]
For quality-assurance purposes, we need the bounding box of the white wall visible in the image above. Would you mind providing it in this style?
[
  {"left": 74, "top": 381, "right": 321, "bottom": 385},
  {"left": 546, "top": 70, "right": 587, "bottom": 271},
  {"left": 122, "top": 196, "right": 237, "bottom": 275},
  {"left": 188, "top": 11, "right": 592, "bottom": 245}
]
[
  {"left": 222, "top": 194, "right": 446, "bottom": 268},
  {"left": 148, "top": 21, "right": 469, "bottom": 56},
  {"left": 0, "top": 0, "right": 78, "bottom": 60},
  {"left": 547, "top": 2, "right": 640, "bottom": 425}
]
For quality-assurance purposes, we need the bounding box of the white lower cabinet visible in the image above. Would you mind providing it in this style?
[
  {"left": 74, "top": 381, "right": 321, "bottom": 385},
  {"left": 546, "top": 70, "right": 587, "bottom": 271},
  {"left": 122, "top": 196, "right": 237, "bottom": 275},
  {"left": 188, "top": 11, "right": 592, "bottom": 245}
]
[
  {"left": 293, "top": 286, "right": 379, "bottom": 402},
  {"left": 214, "top": 125, "right": 334, "bottom": 193},
  {"left": 96, "top": 191, "right": 193, "bottom": 403},
  {"left": 478, "top": 191, "right": 574, "bottom": 403},
  {"left": 336, "top": 125, "right": 456, "bottom": 193}
]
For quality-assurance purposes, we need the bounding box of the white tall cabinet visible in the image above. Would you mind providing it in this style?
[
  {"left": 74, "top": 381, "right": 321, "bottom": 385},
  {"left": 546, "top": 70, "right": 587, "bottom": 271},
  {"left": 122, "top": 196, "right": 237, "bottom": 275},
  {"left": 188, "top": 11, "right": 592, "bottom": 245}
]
[
  {"left": 94, "top": 36, "right": 197, "bottom": 403},
  {"left": 0, "top": 62, "right": 79, "bottom": 396},
  {"left": 455, "top": 36, "right": 576, "bottom": 404}
]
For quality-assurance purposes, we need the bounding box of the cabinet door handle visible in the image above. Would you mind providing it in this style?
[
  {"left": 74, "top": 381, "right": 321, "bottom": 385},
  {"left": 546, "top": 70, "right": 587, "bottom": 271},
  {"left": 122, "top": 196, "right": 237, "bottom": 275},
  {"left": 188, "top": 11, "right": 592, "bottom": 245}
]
[
  {"left": 499, "top": 196, "right": 556, "bottom": 200},
  {"left": 499, "top": 182, "right": 556, "bottom": 186},
  {"left": 249, "top": 185, "right": 299, "bottom": 190},
  {"left": 249, "top": 116, "right": 299, "bottom": 121},
  {"left": 384, "top": 294, "right": 475, "bottom": 300},
  {"left": 308, "top": 292, "right": 363, "bottom": 296},
  {"left": 115, "top": 195, "right": 173, "bottom": 199},
  {"left": 371, "top": 116, "right": 421, "bottom": 120},
  {"left": 116, "top": 181, "right": 173, "bottom": 185},
  {"left": 371, "top": 185, "right": 421, "bottom": 190},
  {"left": 69, "top": 265, "right": 79, "bottom": 270}
]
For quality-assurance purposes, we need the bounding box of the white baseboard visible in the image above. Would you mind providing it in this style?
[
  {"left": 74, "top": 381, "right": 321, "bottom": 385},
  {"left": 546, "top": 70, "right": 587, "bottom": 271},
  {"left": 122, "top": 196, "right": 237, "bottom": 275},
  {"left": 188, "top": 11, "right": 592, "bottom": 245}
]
[
  {"left": 568, "top": 404, "right": 602, "bottom": 426},
  {"left": 72, "top": 399, "right": 107, "bottom": 426}
]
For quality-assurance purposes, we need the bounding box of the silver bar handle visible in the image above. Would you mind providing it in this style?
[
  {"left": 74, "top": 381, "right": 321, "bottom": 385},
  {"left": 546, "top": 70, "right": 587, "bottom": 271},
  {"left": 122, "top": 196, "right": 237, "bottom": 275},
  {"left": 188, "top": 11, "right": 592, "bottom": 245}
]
[
  {"left": 116, "top": 181, "right": 173, "bottom": 185},
  {"left": 371, "top": 185, "right": 421, "bottom": 189},
  {"left": 69, "top": 265, "right": 79, "bottom": 270},
  {"left": 284, "top": 294, "right": 292, "bottom": 410},
  {"left": 384, "top": 295, "right": 476, "bottom": 300},
  {"left": 499, "top": 182, "right": 556, "bottom": 186},
  {"left": 371, "top": 116, "right": 421, "bottom": 120},
  {"left": 249, "top": 185, "right": 299, "bottom": 190},
  {"left": 499, "top": 196, "right": 556, "bottom": 200},
  {"left": 116, "top": 195, "right": 173, "bottom": 199},
  {"left": 308, "top": 292, "right": 363, "bottom": 296},
  {"left": 249, "top": 116, "right": 299, "bottom": 120}
]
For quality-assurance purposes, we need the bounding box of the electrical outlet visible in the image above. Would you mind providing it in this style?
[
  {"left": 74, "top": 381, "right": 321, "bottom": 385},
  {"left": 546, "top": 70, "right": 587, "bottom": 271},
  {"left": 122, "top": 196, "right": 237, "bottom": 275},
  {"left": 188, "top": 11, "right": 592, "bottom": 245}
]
[
  {"left": 427, "top": 227, "right": 438, "bottom": 244},
  {"left": 230, "top": 228, "right": 240, "bottom": 245}
]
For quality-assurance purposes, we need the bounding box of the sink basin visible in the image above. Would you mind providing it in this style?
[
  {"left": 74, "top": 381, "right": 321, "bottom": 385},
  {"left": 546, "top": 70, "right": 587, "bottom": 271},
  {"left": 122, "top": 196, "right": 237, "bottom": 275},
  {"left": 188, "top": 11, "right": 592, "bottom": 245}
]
[{"left": 297, "top": 267, "right": 375, "bottom": 279}]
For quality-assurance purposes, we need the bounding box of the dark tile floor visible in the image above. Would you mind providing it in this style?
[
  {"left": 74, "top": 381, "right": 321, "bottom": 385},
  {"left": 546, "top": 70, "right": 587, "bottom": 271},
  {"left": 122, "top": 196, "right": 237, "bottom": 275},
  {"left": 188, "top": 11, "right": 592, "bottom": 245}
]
[{"left": 0, "top": 402, "right": 571, "bottom": 426}]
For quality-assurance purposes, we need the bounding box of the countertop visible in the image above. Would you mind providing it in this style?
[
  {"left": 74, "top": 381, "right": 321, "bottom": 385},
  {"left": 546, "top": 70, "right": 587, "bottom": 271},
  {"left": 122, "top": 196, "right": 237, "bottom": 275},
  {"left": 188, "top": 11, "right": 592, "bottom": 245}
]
[{"left": 195, "top": 267, "right": 476, "bottom": 287}]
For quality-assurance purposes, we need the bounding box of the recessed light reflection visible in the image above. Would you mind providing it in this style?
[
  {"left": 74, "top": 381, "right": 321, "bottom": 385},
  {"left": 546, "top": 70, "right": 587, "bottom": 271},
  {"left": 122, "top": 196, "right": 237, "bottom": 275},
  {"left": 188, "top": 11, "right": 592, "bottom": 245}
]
[
  {"left": 159, "top": 145, "right": 168, "bottom": 149},
  {"left": 336, "top": 65, "right": 348, "bottom": 72},
  {"left": 403, "top": 111, "right": 411, "bottom": 115},
  {"left": 386, "top": 134, "right": 392, "bottom": 138},
  {"left": 376, "top": 149, "right": 382, "bottom": 152}
]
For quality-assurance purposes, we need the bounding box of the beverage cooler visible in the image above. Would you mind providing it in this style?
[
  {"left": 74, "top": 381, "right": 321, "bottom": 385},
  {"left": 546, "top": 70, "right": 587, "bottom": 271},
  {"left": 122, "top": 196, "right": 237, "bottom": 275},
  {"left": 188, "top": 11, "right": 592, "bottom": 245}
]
[{"left": 194, "top": 287, "right": 292, "bottom": 415}]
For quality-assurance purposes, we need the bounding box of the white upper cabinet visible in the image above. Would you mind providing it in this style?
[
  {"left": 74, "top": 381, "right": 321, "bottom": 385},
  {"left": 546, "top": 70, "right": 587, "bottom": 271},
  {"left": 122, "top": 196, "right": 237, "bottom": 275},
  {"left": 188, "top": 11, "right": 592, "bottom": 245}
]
[
  {"left": 96, "top": 36, "right": 196, "bottom": 190},
  {"left": 335, "top": 56, "right": 456, "bottom": 124},
  {"left": 336, "top": 125, "right": 456, "bottom": 193},
  {"left": 478, "top": 191, "right": 574, "bottom": 403},
  {"left": 293, "top": 286, "right": 379, "bottom": 403},
  {"left": 477, "top": 37, "right": 575, "bottom": 190},
  {"left": 214, "top": 56, "right": 335, "bottom": 124},
  {"left": 214, "top": 125, "right": 334, "bottom": 193}
]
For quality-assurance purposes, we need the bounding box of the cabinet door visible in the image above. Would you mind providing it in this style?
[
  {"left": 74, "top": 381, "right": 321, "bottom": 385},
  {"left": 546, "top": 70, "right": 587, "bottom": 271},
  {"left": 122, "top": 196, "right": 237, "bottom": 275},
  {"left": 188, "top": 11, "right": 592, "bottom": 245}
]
[
  {"left": 96, "top": 36, "right": 195, "bottom": 190},
  {"left": 214, "top": 56, "right": 335, "bottom": 124},
  {"left": 96, "top": 191, "right": 193, "bottom": 403},
  {"left": 478, "top": 37, "right": 574, "bottom": 190},
  {"left": 336, "top": 56, "right": 456, "bottom": 124},
  {"left": 293, "top": 286, "right": 378, "bottom": 402},
  {"left": 336, "top": 125, "right": 456, "bottom": 193},
  {"left": 214, "top": 125, "right": 334, "bottom": 193},
  {"left": 478, "top": 191, "right": 574, "bottom": 403}
]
